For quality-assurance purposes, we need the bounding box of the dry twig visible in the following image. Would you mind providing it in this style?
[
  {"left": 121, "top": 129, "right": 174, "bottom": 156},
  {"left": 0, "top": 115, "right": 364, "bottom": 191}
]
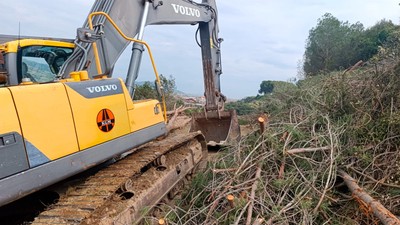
[{"left": 246, "top": 166, "right": 262, "bottom": 225}]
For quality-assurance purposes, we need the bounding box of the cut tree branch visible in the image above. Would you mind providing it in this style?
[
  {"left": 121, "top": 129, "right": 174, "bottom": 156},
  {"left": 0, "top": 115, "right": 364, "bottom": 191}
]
[
  {"left": 166, "top": 105, "right": 193, "bottom": 133},
  {"left": 246, "top": 166, "right": 262, "bottom": 225},
  {"left": 286, "top": 146, "right": 331, "bottom": 155},
  {"left": 339, "top": 170, "right": 400, "bottom": 225}
]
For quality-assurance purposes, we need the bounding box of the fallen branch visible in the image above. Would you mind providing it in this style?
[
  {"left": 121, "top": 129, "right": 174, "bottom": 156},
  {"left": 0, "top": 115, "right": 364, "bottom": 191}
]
[
  {"left": 339, "top": 170, "right": 400, "bottom": 225},
  {"left": 278, "top": 160, "right": 285, "bottom": 179},
  {"left": 166, "top": 104, "right": 193, "bottom": 132},
  {"left": 286, "top": 146, "right": 331, "bottom": 155},
  {"left": 313, "top": 116, "right": 335, "bottom": 214},
  {"left": 266, "top": 189, "right": 306, "bottom": 225},
  {"left": 204, "top": 139, "right": 271, "bottom": 224},
  {"left": 212, "top": 168, "right": 237, "bottom": 173},
  {"left": 233, "top": 201, "right": 250, "bottom": 225},
  {"left": 246, "top": 166, "right": 262, "bottom": 225},
  {"left": 343, "top": 60, "right": 363, "bottom": 75},
  {"left": 166, "top": 105, "right": 193, "bottom": 116},
  {"left": 166, "top": 117, "right": 191, "bottom": 133}
]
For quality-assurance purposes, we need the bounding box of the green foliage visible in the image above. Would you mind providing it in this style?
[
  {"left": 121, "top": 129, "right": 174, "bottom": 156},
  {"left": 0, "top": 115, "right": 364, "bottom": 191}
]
[
  {"left": 160, "top": 15, "right": 400, "bottom": 225},
  {"left": 133, "top": 74, "right": 180, "bottom": 110},
  {"left": 225, "top": 100, "right": 256, "bottom": 115},
  {"left": 180, "top": 171, "right": 212, "bottom": 208},
  {"left": 303, "top": 13, "right": 400, "bottom": 77},
  {"left": 226, "top": 81, "right": 297, "bottom": 116},
  {"left": 365, "top": 19, "right": 398, "bottom": 48},
  {"left": 242, "top": 95, "right": 262, "bottom": 103},
  {"left": 133, "top": 81, "right": 157, "bottom": 100},
  {"left": 304, "top": 13, "right": 364, "bottom": 76},
  {"left": 258, "top": 80, "right": 274, "bottom": 94}
]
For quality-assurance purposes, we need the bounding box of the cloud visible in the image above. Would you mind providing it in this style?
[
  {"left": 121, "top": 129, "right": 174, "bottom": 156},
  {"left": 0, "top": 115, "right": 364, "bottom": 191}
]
[{"left": 0, "top": 0, "right": 93, "bottom": 37}]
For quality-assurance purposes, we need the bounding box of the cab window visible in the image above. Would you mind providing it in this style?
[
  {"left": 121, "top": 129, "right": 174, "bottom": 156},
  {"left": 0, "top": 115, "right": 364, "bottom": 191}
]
[{"left": 19, "top": 45, "right": 73, "bottom": 83}]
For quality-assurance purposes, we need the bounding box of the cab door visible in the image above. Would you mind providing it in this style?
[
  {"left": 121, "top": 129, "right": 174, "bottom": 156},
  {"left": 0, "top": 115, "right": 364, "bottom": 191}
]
[{"left": 0, "top": 88, "right": 28, "bottom": 179}]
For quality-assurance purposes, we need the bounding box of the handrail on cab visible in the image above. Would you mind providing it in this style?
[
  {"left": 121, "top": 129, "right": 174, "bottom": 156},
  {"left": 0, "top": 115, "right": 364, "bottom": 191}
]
[{"left": 88, "top": 11, "right": 167, "bottom": 122}]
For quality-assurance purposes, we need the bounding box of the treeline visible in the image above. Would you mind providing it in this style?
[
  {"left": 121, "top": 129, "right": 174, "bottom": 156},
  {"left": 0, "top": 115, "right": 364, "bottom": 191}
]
[
  {"left": 226, "top": 80, "right": 296, "bottom": 115},
  {"left": 221, "top": 14, "right": 400, "bottom": 222},
  {"left": 227, "top": 13, "right": 400, "bottom": 116},
  {"left": 303, "top": 13, "right": 400, "bottom": 77}
]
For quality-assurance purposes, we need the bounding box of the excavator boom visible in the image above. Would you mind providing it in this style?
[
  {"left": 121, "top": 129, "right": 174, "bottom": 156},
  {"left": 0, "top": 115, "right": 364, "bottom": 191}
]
[{"left": 59, "top": 0, "right": 239, "bottom": 145}]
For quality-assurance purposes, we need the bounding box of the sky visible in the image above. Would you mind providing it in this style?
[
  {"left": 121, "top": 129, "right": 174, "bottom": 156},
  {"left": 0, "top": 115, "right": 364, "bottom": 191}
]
[{"left": 0, "top": 0, "right": 399, "bottom": 99}]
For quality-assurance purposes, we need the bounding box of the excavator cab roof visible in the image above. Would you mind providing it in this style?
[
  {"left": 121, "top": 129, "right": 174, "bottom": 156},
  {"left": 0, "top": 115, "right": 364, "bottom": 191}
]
[
  {"left": 0, "top": 34, "right": 74, "bottom": 45},
  {"left": 0, "top": 38, "right": 74, "bottom": 53}
]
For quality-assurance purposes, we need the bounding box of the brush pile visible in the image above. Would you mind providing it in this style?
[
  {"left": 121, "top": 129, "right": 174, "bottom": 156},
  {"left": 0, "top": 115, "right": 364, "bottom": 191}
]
[{"left": 154, "top": 53, "right": 400, "bottom": 224}]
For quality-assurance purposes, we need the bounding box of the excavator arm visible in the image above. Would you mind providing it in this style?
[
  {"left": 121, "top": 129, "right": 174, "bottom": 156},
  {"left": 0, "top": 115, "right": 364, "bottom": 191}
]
[{"left": 59, "top": 0, "right": 223, "bottom": 111}]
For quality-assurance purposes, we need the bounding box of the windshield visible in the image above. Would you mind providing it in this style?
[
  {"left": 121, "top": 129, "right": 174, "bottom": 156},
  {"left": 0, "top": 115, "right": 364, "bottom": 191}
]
[{"left": 19, "top": 45, "right": 73, "bottom": 83}]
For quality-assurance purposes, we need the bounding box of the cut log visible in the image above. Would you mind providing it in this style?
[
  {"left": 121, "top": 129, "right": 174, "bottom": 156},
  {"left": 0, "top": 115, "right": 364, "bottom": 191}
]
[{"left": 339, "top": 170, "right": 400, "bottom": 225}]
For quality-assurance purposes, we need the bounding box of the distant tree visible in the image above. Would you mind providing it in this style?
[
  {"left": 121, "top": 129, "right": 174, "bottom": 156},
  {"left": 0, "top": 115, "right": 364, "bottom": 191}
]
[
  {"left": 269, "top": 81, "right": 296, "bottom": 92},
  {"left": 159, "top": 74, "right": 176, "bottom": 97},
  {"left": 259, "top": 80, "right": 274, "bottom": 95},
  {"left": 364, "top": 20, "right": 399, "bottom": 58},
  {"left": 303, "top": 14, "right": 400, "bottom": 77},
  {"left": 303, "top": 13, "right": 365, "bottom": 77},
  {"left": 159, "top": 75, "right": 179, "bottom": 110},
  {"left": 225, "top": 101, "right": 255, "bottom": 115},
  {"left": 134, "top": 74, "right": 178, "bottom": 110},
  {"left": 242, "top": 95, "right": 262, "bottom": 103},
  {"left": 134, "top": 81, "right": 157, "bottom": 100},
  {"left": 366, "top": 20, "right": 397, "bottom": 46}
]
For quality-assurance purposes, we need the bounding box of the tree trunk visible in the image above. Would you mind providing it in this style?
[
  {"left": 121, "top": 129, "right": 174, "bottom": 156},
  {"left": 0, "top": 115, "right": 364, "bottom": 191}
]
[{"left": 339, "top": 170, "right": 400, "bottom": 225}]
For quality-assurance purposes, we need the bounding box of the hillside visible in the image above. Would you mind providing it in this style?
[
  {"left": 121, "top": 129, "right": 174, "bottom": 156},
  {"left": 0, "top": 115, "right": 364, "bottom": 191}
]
[
  {"left": 148, "top": 21, "right": 400, "bottom": 225},
  {"left": 127, "top": 14, "right": 400, "bottom": 225}
]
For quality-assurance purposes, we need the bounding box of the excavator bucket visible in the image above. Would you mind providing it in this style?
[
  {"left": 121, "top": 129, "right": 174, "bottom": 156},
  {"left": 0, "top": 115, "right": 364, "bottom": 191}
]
[{"left": 190, "top": 110, "right": 240, "bottom": 147}]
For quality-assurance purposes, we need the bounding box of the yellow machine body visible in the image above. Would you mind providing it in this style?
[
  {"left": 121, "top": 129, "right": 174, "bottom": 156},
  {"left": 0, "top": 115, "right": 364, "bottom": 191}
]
[
  {"left": 0, "top": 39, "right": 166, "bottom": 206},
  {"left": 3, "top": 78, "right": 164, "bottom": 157},
  {"left": 0, "top": 77, "right": 164, "bottom": 156},
  {"left": 11, "top": 83, "right": 80, "bottom": 160},
  {"left": 0, "top": 35, "right": 166, "bottom": 206}
]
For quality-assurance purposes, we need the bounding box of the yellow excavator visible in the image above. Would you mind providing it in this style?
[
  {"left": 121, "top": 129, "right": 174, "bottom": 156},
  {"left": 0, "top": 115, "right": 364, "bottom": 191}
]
[{"left": 0, "top": 0, "right": 239, "bottom": 223}]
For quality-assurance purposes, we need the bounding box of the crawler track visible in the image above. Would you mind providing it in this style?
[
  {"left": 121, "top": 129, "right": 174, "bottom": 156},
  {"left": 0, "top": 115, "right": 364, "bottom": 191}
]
[{"left": 31, "top": 132, "right": 206, "bottom": 225}]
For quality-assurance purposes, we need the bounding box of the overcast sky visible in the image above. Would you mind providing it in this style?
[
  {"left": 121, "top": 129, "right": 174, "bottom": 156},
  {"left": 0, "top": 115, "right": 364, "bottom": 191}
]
[{"left": 1, "top": 0, "right": 399, "bottom": 99}]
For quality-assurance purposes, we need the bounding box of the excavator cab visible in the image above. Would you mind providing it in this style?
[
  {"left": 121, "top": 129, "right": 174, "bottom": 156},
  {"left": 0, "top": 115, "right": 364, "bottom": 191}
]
[{"left": 0, "top": 38, "right": 74, "bottom": 85}]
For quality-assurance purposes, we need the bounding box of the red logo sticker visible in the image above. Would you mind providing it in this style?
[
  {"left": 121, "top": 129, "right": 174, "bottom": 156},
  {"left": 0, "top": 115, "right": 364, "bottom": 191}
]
[{"left": 97, "top": 109, "right": 115, "bottom": 132}]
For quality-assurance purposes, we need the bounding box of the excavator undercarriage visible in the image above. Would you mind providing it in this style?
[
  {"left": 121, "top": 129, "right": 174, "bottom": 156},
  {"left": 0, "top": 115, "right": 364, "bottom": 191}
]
[{"left": 31, "top": 132, "right": 207, "bottom": 225}]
